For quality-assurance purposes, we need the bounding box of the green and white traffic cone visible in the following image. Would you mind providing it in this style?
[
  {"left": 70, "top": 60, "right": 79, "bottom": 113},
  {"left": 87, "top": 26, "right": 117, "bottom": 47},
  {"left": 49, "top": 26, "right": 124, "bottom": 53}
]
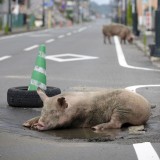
[{"left": 28, "top": 44, "right": 46, "bottom": 91}]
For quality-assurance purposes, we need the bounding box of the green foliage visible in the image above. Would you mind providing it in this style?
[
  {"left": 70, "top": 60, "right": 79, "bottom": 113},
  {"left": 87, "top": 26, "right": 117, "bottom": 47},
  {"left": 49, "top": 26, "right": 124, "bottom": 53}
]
[
  {"left": 127, "top": 0, "right": 132, "bottom": 26},
  {"left": 4, "top": 25, "right": 9, "bottom": 34},
  {"left": 143, "top": 32, "right": 147, "bottom": 54},
  {"left": 0, "top": 0, "right": 4, "bottom": 4},
  {"left": 65, "top": 10, "right": 73, "bottom": 22},
  {"left": 143, "top": 33, "right": 147, "bottom": 46}
]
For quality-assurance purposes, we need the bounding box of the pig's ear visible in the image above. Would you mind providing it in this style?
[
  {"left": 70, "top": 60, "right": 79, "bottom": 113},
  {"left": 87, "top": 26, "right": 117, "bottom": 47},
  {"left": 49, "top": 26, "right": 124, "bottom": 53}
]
[
  {"left": 57, "top": 97, "right": 68, "bottom": 109},
  {"left": 37, "top": 87, "right": 48, "bottom": 102}
]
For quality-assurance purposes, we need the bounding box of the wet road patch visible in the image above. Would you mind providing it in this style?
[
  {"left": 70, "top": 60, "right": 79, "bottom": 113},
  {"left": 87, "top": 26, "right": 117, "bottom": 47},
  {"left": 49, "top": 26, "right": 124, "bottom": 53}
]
[{"left": 0, "top": 106, "right": 157, "bottom": 144}]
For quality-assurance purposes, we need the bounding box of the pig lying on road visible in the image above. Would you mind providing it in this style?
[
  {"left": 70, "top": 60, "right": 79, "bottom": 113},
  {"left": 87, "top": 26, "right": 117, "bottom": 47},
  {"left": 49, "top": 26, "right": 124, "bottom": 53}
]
[
  {"left": 23, "top": 88, "right": 151, "bottom": 131},
  {"left": 102, "top": 23, "right": 134, "bottom": 44}
]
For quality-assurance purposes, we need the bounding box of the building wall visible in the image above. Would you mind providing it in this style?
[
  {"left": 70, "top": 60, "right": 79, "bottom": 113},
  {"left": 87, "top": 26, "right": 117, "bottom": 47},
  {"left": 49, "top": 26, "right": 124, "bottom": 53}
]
[
  {"left": 137, "top": 0, "right": 157, "bottom": 28},
  {"left": 137, "top": 0, "right": 157, "bottom": 16}
]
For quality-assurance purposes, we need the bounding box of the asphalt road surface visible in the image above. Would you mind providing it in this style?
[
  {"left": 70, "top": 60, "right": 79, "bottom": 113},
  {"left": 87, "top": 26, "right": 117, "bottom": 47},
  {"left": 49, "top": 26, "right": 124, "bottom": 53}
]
[{"left": 0, "top": 19, "right": 160, "bottom": 160}]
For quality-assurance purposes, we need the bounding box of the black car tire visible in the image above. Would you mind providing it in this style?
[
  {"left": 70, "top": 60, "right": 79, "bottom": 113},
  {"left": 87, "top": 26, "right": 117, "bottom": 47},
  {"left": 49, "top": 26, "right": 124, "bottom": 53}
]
[{"left": 7, "top": 86, "right": 61, "bottom": 108}]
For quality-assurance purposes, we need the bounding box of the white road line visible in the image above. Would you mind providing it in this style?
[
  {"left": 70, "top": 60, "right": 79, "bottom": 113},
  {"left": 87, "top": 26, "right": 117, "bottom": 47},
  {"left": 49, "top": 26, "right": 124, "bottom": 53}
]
[
  {"left": 125, "top": 84, "right": 160, "bottom": 92},
  {"left": 58, "top": 35, "right": 65, "bottom": 39},
  {"left": 133, "top": 142, "right": 160, "bottom": 160},
  {"left": 46, "top": 53, "right": 98, "bottom": 62},
  {"left": 24, "top": 45, "right": 38, "bottom": 51},
  {"left": 45, "top": 39, "right": 55, "bottom": 43},
  {"left": 29, "top": 34, "right": 50, "bottom": 37},
  {"left": 66, "top": 32, "right": 72, "bottom": 36},
  {"left": 0, "top": 35, "right": 16, "bottom": 40},
  {"left": 0, "top": 32, "right": 30, "bottom": 40},
  {"left": 114, "top": 36, "right": 160, "bottom": 72},
  {"left": 73, "top": 30, "right": 78, "bottom": 34},
  {"left": 5, "top": 75, "right": 30, "bottom": 79},
  {"left": 78, "top": 27, "right": 87, "bottom": 32},
  {"left": 0, "top": 56, "right": 11, "bottom": 61}
]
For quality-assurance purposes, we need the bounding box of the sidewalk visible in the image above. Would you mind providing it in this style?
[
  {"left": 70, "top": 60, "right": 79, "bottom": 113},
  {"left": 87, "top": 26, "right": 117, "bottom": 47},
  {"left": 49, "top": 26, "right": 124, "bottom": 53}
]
[
  {"left": 0, "top": 20, "right": 73, "bottom": 36},
  {"left": 134, "top": 30, "right": 160, "bottom": 68}
]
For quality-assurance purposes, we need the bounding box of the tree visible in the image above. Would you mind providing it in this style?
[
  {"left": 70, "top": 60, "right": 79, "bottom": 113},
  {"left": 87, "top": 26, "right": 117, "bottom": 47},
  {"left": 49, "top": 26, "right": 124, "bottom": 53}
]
[
  {"left": 12, "top": 0, "right": 25, "bottom": 4},
  {"left": 0, "top": 0, "right": 4, "bottom": 4}
]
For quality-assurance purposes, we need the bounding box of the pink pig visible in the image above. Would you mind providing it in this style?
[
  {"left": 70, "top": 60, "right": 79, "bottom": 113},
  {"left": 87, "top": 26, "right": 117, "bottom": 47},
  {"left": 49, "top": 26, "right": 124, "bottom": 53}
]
[
  {"left": 102, "top": 23, "right": 135, "bottom": 44},
  {"left": 23, "top": 88, "right": 151, "bottom": 131}
]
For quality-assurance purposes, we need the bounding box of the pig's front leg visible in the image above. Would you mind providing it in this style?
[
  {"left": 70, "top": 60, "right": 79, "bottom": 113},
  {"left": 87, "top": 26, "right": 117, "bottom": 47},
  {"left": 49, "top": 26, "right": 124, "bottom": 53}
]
[
  {"left": 57, "top": 110, "right": 78, "bottom": 128},
  {"left": 103, "top": 35, "right": 106, "bottom": 44},
  {"left": 23, "top": 116, "right": 40, "bottom": 129},
  {"left": 92, "top": 115, "right": 122, "bottom": 131}
]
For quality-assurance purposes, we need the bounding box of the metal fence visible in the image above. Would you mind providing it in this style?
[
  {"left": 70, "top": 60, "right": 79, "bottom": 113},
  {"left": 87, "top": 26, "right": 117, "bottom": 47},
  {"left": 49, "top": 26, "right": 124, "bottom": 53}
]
[{"left": 0, "top": 12, "right": 35, "bottom": 31}]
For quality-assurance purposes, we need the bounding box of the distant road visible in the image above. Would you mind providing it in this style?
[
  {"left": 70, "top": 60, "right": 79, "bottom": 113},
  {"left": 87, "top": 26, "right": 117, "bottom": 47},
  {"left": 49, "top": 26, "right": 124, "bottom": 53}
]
[{"left": 0, "top": 19, "right": 160, "bottom": 160}]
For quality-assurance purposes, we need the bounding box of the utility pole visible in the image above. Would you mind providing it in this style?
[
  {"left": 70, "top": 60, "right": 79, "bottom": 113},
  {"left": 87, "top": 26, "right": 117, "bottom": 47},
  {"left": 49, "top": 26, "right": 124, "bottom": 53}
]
[
  {"left": 77, "top": 0, "right": 80, "bottom": 23},
  {"left": 132, "top": 0, "right": 140, "bottom": 36},
  {"left": 148, "top": 0, "right": 152, "bottom": 30},
  {"left": 42, "top": 0, "right": 45, "bottom": 27},
  {"left": 122, "top": 0, "right": 126, "bottom": 25},
  {"left": 27, "top": 0, "right": 30, "bottom": 30},
  {"left": 8, "top": 0, "right": 12, "bottom": 32},
  {"left": 149, "top": 0, "right": 160, "bottom": 57}
]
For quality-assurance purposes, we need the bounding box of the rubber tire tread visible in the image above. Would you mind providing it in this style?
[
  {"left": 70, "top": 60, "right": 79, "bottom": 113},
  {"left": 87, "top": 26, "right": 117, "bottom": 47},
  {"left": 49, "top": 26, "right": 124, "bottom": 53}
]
[{"left": 7, "top": 86, "right": 61, "bottom": 108}]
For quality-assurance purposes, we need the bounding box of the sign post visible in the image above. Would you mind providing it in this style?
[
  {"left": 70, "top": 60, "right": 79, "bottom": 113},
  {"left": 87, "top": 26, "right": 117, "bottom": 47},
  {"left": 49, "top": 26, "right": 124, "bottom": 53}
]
[{"left": 149, "top": 0, "right": 160, "bottom": 57}]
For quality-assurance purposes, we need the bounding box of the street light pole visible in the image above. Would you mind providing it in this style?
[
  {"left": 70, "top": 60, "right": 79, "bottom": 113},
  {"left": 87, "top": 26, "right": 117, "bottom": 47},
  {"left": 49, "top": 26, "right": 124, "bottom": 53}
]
[{"left": 149, "top": 0, "right": 160, "bottom": 57}]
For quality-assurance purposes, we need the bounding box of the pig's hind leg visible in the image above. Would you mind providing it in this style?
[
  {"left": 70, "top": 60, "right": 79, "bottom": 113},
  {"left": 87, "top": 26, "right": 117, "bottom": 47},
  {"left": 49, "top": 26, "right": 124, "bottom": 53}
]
[
  {"left": 23, "top": 116, "right": 40, "bottom": 128},
  {"left": 92, "top": 113, "right": 122, "bottom": 131},
  {"left": 108, "top": 36, "right": 112, "bottom": 44}
]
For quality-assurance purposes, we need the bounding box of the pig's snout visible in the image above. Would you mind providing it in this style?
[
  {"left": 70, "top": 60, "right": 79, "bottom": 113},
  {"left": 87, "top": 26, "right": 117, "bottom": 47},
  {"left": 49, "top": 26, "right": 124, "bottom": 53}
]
[{"left": 35, "top": 121, "right": 48, "bottom": 131}]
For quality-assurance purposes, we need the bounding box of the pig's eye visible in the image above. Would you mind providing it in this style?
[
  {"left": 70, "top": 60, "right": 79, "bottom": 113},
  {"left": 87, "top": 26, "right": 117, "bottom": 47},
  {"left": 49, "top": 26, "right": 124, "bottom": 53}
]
[{"left": 50, "top": 110, "right": 57, "bottom": 114}]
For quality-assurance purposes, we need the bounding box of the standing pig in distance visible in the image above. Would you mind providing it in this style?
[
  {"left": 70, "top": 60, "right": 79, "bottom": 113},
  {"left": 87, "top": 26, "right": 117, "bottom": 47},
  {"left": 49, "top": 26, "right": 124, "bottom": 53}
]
[
  {"left": 102, "top": 23, "right": 135, "bottom": 44},
  {"left": 23, "top": 88, "right": 151, "bottom": 131}
]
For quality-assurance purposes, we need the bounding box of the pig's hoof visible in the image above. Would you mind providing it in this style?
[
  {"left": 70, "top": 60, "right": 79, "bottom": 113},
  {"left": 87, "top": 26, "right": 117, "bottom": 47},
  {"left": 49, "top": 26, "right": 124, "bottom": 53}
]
[
  {"left": 23, "top": 122, "right": 38, "bottom": 130},
  {"left": 92, "top": 126, "right": 104, "bottom": 131},
  {"left": 23, "top": 121, "right": 35, "bottom": 128},
  {"left": 7, "top": 86, "right": 61, "bottom": 108},
  {"left": 23, "top": 122, "right": 30, "bottom": 127}
]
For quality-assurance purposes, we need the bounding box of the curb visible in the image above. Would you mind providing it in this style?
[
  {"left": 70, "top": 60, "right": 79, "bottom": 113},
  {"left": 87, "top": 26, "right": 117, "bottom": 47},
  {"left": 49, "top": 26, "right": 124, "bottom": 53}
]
[
  {"left": 134, "top": 40, "right": 160, "bottom": 68},
  {"left": 0, "top": 27, "right": 46, "bottom": 37}
]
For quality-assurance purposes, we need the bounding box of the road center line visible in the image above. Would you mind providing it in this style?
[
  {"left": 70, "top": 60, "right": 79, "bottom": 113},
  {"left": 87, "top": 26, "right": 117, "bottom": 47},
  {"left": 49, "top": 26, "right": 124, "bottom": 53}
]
[
  {"left": 73, "top": 30, "right": 78, "bottom": 34},
  {"left": 24, "top": 45, "right": 38, "bottom": 51},
  {"left": 46, "top": 39, "right": 55, "bottom": 43},
  {"left": 133, "top": 142, "right": 160, "bottom": 160},
  {"left": 78, "top": 27, "right": 87, "bottom": 32},
  {"left": 58, "top": 35, "right": 65, "bottom": 39},
  {"left": 66, "top": 32, "right": 72, "bottom": 36},
  {"left": 0, "top": 56, "right": 11, "bottom": 61},
  {"left": 114, "top": 36, "right": 160, "bottom": 72}
]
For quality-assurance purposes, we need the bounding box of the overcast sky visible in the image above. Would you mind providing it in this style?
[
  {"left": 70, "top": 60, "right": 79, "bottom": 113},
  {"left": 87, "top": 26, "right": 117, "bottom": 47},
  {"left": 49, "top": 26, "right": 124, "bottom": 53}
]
[{"left": 90, "top": 0, "right": 110, "bottom": 5}]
